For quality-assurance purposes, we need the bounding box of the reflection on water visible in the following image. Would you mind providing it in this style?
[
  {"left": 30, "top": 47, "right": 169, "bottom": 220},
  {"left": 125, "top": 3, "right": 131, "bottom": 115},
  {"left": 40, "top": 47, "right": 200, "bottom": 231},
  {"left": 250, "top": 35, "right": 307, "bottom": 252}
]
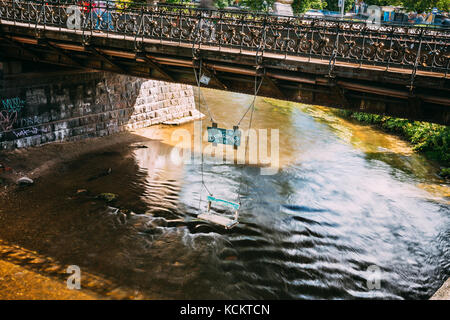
[{"left": 0, "top": 89, "right": 448, "bottom": 299}]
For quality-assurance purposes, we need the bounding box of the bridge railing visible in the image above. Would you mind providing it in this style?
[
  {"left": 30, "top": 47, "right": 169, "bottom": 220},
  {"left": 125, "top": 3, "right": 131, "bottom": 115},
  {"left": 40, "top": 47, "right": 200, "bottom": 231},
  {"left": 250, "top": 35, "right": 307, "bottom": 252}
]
[{"left": 0, "top": 1, "right": 449, "bottom": 75}]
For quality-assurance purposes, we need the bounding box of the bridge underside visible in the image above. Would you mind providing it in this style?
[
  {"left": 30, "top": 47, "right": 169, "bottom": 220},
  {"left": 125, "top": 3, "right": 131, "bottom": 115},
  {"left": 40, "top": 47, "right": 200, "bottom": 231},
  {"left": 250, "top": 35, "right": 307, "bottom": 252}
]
[{"left": 1, "top": 22, "right": 449, "bottom": 125}]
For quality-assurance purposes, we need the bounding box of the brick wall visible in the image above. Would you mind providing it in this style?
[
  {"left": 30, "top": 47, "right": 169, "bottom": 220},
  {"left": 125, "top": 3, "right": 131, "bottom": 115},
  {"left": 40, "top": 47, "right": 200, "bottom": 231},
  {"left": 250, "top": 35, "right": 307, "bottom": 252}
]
[{"left": 0, "top": 71, "right": 198, "bottom": 149}]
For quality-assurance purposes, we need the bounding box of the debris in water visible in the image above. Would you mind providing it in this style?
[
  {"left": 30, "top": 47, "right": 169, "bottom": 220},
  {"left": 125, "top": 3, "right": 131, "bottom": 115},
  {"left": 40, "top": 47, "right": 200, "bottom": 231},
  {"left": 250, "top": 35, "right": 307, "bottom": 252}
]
[
  {"left": 0, "top": 164, "right": 12, "bottom": 173},
  {"left": 87, "top": 168, "right": 112, "bottom": 181},
  {"left": 117, "top": 212, "right": 127, "bottom": 224},
  {"left": 17, "top": 177, "right": 34, "bottom": 186},
  {"left": 98, "top": 193, "right": 118, "bottom": 202},
  {"left": 225, "top": 256, "right": 238, "bottom": 261}
]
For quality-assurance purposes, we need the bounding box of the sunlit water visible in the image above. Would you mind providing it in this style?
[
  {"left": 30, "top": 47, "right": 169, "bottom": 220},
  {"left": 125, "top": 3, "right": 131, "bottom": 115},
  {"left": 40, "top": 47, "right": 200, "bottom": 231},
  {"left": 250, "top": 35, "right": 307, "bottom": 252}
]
[{"left": 0, "top": 89, "right": 448, "bottom": 299}]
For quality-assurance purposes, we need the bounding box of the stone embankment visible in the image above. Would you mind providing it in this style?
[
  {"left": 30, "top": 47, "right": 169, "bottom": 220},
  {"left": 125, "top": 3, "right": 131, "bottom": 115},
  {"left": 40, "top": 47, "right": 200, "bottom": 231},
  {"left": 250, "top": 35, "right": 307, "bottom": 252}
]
[{"left": 0, "top": 71, "right": 202, "bottom": 150}]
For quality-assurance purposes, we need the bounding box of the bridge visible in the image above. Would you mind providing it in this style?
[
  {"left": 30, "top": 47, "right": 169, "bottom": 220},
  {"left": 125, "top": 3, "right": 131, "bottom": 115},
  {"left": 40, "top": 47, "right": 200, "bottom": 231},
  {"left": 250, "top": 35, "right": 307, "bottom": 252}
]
[{"left": 0, "top": 1, "right": 449, "bottom": 125}]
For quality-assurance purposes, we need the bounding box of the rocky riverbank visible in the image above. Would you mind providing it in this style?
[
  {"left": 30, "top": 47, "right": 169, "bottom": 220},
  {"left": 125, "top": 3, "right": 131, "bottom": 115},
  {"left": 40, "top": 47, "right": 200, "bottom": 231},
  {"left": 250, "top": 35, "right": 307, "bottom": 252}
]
[{"left": 431, "top": 278, "right": 450, "bottom": 300}]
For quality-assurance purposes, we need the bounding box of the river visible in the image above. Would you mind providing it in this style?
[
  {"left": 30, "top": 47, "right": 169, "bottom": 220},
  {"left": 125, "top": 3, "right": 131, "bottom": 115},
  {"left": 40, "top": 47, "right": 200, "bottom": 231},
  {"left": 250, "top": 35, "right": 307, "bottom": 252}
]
[{"left": 0, "top": 89, "right": 448, "bottom": 299}]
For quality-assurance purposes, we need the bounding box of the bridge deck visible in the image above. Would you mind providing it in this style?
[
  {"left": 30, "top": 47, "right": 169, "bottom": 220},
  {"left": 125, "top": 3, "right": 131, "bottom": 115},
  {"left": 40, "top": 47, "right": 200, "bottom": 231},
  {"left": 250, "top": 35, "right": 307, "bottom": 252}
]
[
  {"left": 1, "top": 19, "right": 448, "bottom": 81},
  {"left": 0, "top": 2, "right": 449, "bottom": 124}
]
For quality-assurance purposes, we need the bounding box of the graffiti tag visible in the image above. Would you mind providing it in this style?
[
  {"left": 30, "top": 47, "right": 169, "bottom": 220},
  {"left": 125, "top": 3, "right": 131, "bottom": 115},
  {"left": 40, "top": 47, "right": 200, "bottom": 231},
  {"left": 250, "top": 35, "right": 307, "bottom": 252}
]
[
  {"left": 0, "top": 126, "right": 48, "bottom": 142},
  {"left": 12, "top": 127, "right": 39, "bottom": 138},
  {"left": 0, "top": 110, "right": 18, "bottom": 132},
  {"left": 0, "top": 97, "right": 25, "bottom": 132},
  {"left": 1, "top": 97, "right": 25, "bottom": 113}
]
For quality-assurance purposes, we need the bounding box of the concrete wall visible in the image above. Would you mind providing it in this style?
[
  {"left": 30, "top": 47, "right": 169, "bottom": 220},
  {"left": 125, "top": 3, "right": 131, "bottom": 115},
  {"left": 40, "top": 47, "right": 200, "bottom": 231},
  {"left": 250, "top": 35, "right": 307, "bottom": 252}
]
[{"left": 0, "top": 70, "right": 198, "bottom": 150}]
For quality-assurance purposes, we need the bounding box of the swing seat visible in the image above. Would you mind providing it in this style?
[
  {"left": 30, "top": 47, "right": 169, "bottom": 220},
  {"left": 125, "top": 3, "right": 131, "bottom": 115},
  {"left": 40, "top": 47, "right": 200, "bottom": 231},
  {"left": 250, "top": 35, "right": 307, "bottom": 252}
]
[
  {"left": 197, "top": 213, "right": 239, "bottom": 229},
  {"left": 197, "top": 196, "right": 240, "bottom": 229}
]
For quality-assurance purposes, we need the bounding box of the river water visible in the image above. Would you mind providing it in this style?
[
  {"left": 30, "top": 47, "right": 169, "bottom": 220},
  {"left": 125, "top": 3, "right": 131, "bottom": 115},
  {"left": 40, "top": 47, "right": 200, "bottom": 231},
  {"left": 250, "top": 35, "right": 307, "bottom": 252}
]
[{"left": 0, "top": 89, "right": 448, "bottom": 299}]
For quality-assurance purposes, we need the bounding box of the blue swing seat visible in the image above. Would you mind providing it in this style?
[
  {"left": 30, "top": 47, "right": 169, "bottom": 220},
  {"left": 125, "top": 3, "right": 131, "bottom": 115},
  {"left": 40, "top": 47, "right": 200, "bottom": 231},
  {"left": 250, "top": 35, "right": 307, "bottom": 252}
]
[{"left": 197, "top": 196, "right": 240, "bottom": 229}]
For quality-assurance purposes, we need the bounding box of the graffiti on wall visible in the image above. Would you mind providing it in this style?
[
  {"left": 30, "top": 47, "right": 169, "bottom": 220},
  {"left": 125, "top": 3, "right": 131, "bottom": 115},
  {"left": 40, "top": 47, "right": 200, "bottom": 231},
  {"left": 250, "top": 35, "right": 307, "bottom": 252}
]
[
  {"left": 0, "top": 126, "right": 50, "bottom": 143},
  {"left": 0, "top": 97, "right": 25, "bottom": 132}
]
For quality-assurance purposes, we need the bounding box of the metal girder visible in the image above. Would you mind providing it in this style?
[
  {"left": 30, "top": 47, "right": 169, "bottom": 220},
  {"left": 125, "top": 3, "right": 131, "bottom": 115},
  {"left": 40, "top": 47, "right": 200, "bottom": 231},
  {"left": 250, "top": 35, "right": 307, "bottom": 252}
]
[
  {"left": 135, "top": 52, "right": 174, "bottom": 82},
  {"left": 263, "top": 75, "right": 285, "bottom": 100},
  {"left": 330, "top": 82, "right": 350, "bottom": 108},
  {"left": 43, "top": 40, "right": 85, "bottom": 68},
  {"left": 0, "top": 35, "right": 40, "bottom": 61},
  {"left": 88, "top": 47, "right": 127, "bottom": 74},
  {"left": 200, "top": 63, "right": 228, "bottom": 90}
]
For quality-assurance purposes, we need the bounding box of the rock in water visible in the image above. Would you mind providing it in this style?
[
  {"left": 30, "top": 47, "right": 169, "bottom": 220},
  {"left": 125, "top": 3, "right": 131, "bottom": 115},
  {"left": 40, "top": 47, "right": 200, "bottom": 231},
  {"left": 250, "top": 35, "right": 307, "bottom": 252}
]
[
  {"left": 117, "top": 212, "right": 127, "bottom": 225},
  {"left": 17, "top": 177, "right": 34, "bottom": 186}
]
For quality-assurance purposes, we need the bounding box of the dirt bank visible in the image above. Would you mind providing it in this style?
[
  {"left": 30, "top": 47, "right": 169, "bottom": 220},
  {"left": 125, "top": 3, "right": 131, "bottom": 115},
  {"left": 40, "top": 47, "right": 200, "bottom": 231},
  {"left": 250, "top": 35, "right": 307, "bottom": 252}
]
[
  {"left": 0, "top": 260, "right": 96, "bottom": 300},
  {"left": 0, "top": 130, "right": 164, "bottom": 197}
]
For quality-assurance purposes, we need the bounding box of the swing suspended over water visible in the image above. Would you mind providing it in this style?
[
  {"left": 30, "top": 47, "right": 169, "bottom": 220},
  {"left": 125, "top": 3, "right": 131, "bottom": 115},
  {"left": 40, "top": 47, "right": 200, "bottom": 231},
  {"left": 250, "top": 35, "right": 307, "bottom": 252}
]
[
  {"left": 192, "top": 52, "right": 263, "bottom": 230},
  {"left": 190, "top": 18, "right": 265, "bottom": 229},
  {"left": 197, "top": 196, "right": 241, "bottom": 229}
]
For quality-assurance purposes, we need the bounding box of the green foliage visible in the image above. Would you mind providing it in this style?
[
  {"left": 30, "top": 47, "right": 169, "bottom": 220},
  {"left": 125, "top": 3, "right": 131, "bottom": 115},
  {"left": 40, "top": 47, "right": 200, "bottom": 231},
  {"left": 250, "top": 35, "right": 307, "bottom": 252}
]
[
  {"left": 158, "top": 0, "right": 450, "bottom": 12},
  {"left": 439, "top": 167, "right": 450, "bottom": 178},
  {"left": 364, "top": 0, "right": 403, "bottom": 7},
  {"left": 322, "top": 0, "right": 448, "bottom": 13},
  {"left": 115, "top": 0, "right": 133, "bottom": 10},
  {"left": 322, "top": 0, "right": 351, "bottom": 12},
  {"left": 215, "top": 0, "right": 229, "bottom": 9},
  {"left": 338, "top": 111, "right": 450, "bottom": 168},
  {"left": 293, "top": 0, "right": 327, "bottom": 13},
  {"left": 246, "top": 0, "right": 449, "bottom": 14},
  {"left": 165, "top": 0, "right": 185, "bottom": 4},
  {"left": 401, "top": 0, "right": 449, "bottom": 12},
  {"left": 241, "top": 0, "right": 275, "bottom": 11}
]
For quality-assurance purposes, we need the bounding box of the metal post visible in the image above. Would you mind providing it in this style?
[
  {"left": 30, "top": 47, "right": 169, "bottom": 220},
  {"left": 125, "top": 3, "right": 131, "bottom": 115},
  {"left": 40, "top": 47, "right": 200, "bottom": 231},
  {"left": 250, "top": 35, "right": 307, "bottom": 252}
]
[{"left": 340, "top": 0, "right": 345, "bottom": 18}]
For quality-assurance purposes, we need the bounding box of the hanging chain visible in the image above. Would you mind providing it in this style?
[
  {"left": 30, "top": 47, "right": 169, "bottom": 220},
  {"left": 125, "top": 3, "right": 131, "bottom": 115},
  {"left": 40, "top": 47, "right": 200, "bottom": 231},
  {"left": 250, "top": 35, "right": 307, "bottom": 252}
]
[
  {"left": 235, "top": 25, "right": 266, "bottom": 205},
  {"left": 196, "top": 60, "right": 214, "bottom": 199},
  {"left": 193, "top": 11, "right": 266, "bottom": 209},
  {"left": 236, "top": 72, "right": 261, "bottom": 205},
  {"left": 193, "top": 61, "right": 215, "bottom": 123}
]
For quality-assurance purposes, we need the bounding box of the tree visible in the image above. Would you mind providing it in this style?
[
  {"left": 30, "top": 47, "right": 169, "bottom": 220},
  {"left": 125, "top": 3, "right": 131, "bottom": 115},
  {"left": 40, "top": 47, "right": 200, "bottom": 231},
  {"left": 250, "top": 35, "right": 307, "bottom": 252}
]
[
  {"left": 322, "top": 0, "right": 352, "bottom": 12},
  {"left": 241, "top": 0, "right": 276, "bottom": 12},
  {"left": 293, "top": 0, "right": 327, "bottom": 13},
  {"left": 364, "top": 0, "right": 402, "bottom": 6},
  {"left": 401, "top": 0, "right": 449, "bottom": 12}
]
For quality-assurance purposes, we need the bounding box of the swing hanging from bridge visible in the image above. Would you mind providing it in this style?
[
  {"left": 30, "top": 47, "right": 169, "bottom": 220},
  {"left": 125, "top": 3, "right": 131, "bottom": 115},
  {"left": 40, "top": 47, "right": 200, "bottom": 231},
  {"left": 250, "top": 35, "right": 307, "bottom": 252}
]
[
  {"left": 192, "top": 54, "right": 263, "bottom": 230},
  {"left": 197, "top": 196, "right": 241, "bottom": 230}
]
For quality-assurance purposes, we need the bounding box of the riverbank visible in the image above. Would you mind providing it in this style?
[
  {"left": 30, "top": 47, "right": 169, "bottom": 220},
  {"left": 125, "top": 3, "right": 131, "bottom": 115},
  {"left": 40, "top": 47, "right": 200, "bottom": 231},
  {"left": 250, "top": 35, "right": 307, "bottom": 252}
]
[
  {"left": 0, "top": 129, "right": 165, "bottom": 299},
  {"left": 431, "top": 278, "right": 450, "bottom": 300},
  {"left": 334, "top": 110, "right": 450, "bottom": 179},
  {"left": 0, "top": 260, "right": 95, "bottom": 300},
  {"left": 0, "top": 128, "right": 166, "bottom": 197}
]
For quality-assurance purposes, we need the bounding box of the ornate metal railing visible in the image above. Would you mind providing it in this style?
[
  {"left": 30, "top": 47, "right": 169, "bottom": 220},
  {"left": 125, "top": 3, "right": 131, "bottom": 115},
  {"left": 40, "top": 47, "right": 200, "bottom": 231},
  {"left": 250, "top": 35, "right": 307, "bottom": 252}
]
[{"left": 1, "top": 0, "right": 449, "bottom": 74}]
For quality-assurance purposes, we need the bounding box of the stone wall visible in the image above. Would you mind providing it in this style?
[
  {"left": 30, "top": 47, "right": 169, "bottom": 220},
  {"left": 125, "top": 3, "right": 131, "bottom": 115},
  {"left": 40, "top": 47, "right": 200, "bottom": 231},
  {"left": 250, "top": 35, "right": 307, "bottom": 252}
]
[{"left": 0, "top": 70, "right": 199, "bottom": 150}]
